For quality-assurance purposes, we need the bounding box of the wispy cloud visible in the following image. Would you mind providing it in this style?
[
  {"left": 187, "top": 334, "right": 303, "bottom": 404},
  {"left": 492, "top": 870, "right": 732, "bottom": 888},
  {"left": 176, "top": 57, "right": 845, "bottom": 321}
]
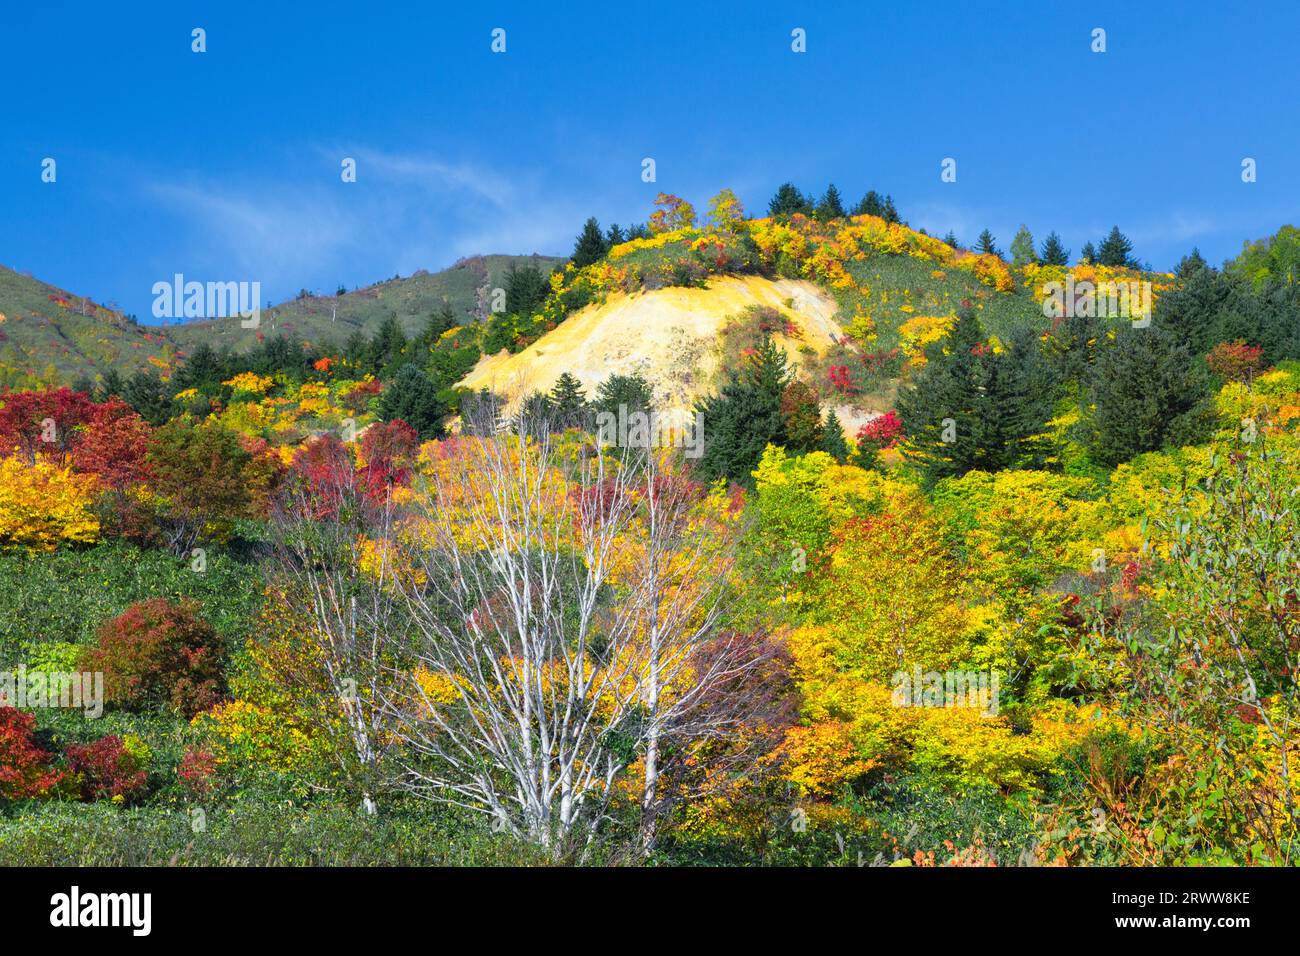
[{"left": 138, "top": 147, "right": 578, "bottom": 302}]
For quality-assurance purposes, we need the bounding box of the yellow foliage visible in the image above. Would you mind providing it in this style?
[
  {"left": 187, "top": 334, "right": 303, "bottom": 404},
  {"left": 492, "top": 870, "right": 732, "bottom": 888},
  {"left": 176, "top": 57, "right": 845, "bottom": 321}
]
[{"left": 0, "top": 456, "right": 100, "bottom": 550}]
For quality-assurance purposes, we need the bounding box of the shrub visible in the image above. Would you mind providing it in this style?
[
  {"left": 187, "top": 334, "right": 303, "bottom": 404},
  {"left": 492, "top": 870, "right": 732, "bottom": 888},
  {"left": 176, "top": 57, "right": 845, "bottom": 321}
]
[
  {"left": 0, "top": 456, "right": 100, "bottom": 551},
  {"left": 83, "top": 598, "right": 226, "bottom": 718},
  {"left": 0, "top": 707, "right": 64, "bottom": 800},
  {"left": 65, "top": 734, "right": 150, "bottom": 802}
]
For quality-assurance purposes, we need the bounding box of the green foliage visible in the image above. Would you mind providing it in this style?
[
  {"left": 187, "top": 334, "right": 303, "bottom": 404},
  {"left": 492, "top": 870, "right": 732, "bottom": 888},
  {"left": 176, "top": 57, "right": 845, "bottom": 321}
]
[
  {"left": 1010, "top": 225, "right": 1037, "bottom": 266},
  {"left": 1086, "top": 325, "right": 1214, "bottom": 467},
  {"left": 1039, "top": 231, "right": 1069, "bottom": 266},
  {"left": 377, "top": 364, "right": 447, "bottom": 439},
  {"left": 896, "top": 310, "right": 1056, "bottom": 484},
  {"left": 570, "top": 217, "right": 610, "bottom": 269},
  {"left": 695, "top": 337, "right": 791, "bottom": 486}
]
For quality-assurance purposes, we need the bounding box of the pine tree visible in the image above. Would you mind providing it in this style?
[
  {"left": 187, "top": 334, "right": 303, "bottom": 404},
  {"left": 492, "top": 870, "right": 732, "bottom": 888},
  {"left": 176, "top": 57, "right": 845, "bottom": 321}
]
[
  {"left": 1010, "top": 225, "right": 1038, "bottom": 266},
  {"left": 504, "top": 263, "right": 549, "bottom": 317},
  {"left": 368, "top": 315, "right": 408, "bottom": 375},
  {"left": 548, "top": 372, "right": 590, "bottom": 430},
  {"left": 768, "top": 183, "right": 811, "bottom": 218},
  {"left": 377, "top": 365, "right": 446, "bottom": 439},
  {"left": 593, "top": 372, "right": 653, "bottom": 417},
  {"left": 1096, "top": 226, "right": 1136, "bottom": 268},
  {"left": 1039, "top": 231, "right": 1070, "bottom": 266},
  {"left": 881, "top": 195, "right": 900, "bottom": 224},
  {"left": 96, "top": 368, "right": 124, "bottom": 403},
  {"left": 1080, "top": 241, "right": 1097, "bottom": 264},
  {"left": 1087, "top": 325, "right": 1214, "bottom": 466},
  {"left": 820, "top": 409, "right": 850, "bottom": 462},
  {"left": 853, "top": 190, "right": 884, "bottom": 217},
  {"left": 571, "top": 217, "right": 609, "bottom": 268},
  {"left": 605, "top": 223, "right": 625, "bottom": 247},
  {"left": 942, "top": 231, "right": 961, "bottom": 249},
  {"left": 816, "top": 184, "right": 846, "bottom": 220},
  {"left": 1175, "top": 247, "right": 1208, "bottom": 279},
  {"left": 894, "top": 308, "right": 1053, "bottom": 484},
  {"left": 975, "top": 230, "right": 1000, "bottom": 257},
  {"left": 694, "top": 338, "right": 791, "bottom": 486}
]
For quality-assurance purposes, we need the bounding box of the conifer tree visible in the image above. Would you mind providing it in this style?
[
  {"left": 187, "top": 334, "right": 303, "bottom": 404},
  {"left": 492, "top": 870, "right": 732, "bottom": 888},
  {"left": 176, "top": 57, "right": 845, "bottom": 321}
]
[
  {"left": 548, "top": 372, "right": 590, "bottom": 430},
  {"left": 1039, "top": 231, "right": 1070, "bottom": 266},
  {"left": 820, "top": 409, "right": 850, "bottom": 462},
  {"left": 975, "top": 229, "right": 1000, "bottom": 257},
  {"left": 571, "top": 217, "right": 609, "bottom": 269},
  {"left": 1010, "top": 225, "right": 1038, "bottom": 265},
  {"left": 694, "top": 338, "right": 791, "bottom": 486},
  {"left": 816, "top": 184, "right": 846, "bottom": 220},
  {"left": 768, "top": 183, "right": 811, "bottom": 218},
  {"left": 1096, "top": 226, "right": 1136, "bottom": 268}
]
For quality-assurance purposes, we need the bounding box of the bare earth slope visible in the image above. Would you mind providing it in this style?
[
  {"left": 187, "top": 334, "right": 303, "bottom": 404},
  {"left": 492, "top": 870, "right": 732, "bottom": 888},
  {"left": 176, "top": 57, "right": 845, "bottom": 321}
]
[{"left": 460, "top": 275, "right": 851, "bottom": 418}]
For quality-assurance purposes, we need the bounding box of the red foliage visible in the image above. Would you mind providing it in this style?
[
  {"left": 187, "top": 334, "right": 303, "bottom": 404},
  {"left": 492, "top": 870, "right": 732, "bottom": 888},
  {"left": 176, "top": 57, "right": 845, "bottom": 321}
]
[
  {"left": 177, "top": 746, "right": 218, "bottom": 798},
  {"left": 65, "top": 735, "right": 149, "bottom": 802},
  {"left": 71, "top": 399, "right": 154, "bottom": 488},
  {"left": 827, "top": 365, "right": 859, "bottom": 395},
  {"left": 0, "top": 387, "right": 97, "bottom": 463},
  {"left": 856, "top": 410, "right": 904, "bottom": 450},
  {"left": 0, "top": 707, "right": 64, "bottom": 799},
  {"left": 291, "top": 434, "right": 356, "bottom": 518},
  {"left": 83, "top": 598, "right": 226, "bottom": 718},
  {"left": 359, "top": 419, "right": 419, "bottom": 497},
  {"left": 1206, "top": 340, "right": 1264, "bottom": 382}
]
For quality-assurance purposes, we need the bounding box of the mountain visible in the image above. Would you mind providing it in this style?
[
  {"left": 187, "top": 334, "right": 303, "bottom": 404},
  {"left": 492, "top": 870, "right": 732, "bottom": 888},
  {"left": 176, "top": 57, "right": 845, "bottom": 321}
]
[
  {"left": 0, "top": 254, "right": 564, "bottom": 388},
  {"left": 165, "top": 254, "right": 564, "bottom": 355},
  {"left": 0, "top": 264, "right": 176, "bottom": 389}
]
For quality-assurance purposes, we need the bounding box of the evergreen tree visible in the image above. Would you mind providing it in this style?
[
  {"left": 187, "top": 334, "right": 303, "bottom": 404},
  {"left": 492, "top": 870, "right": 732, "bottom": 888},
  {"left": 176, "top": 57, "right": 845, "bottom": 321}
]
[
  {"left": 368, "top": 314, "right": 408, "bottom": 375},
  {"left": 1175, "top": 247, "right": 1209, "bottom": 279},
  {"left": 820, "top": 409, "right": 850, "bottom": 462},
  {"left": 71, "top": 374, "right": 95, "bottom": 397},
  {"left": 894, "top": 308, "right": 1053, "bottom": 484},
  {"left": 881, "top": 195, "right": 900, "bottom": 223},
  {"left": 1096, "top": 226, "right": 1136, "bottom": 268},
  {"left": 975, "top": 229, "right": 1000, "bottom": 257},
  {"left": 173, "top": 342, "right": 226, "bottom": 393},
  {"left": 852, "top": 190, "right": 884, "bottom": 217},
  {"left": 694, "top": 337, "right": 791, "bottom": 486},
  {"left": 571, "top": 217, "right": 609, "bottom": 269},
  {"left": 377, "top": 364, "right": 445, "bottom": 439},
  {"left": 548, "top": 372, "right": 590, "bottom": 430},
  {"left": 593, "top": 372, "right": 653, "bottom": 417},
  {"left": 1009, "top": 225, "right": 1038, "bottom": 265},
  {"left": 605, "top": 223, "right": 625, "bottom": 247},
  {"left": 1039, "top": 231, "right": 1070, "bottom": 266},
  {"left": 942, "top": 231, "right": 961, "bottom": 249},
  {"left": 1080, "top": 241, "right": 1098, "bottom": 263},
  {"left": 122, "top": 369, "right": 173, "bottom": 426},
  {"left": 815, "top": 184, "right": 846, "bottom": 220},
  {"left": 768, "top": 183, "right": 811, "bottom": 218},
  {"left": 1087, "top": 325, "right": 1214, "bottom": 466},
  {"left": 504, "top": 263, "right": 549, "bottom": 317},
  {"left": 96, "top": 368, "right": 124, "bottom": 403}
]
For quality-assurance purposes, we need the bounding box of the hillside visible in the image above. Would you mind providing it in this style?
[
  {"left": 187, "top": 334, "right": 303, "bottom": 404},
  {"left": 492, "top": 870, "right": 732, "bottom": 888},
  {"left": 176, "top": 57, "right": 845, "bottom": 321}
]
[
  {"left": 460, "top": 274, "right": 885, "bottom": 429},
  {"left": 0, "top": 254, "right": 564, "bottom": 388},
  {"left": 0, "top": 265, "right": 176, "bottom": 389},
  {"left": 166, "top": 253, "right": 564, "bottom": 355}
]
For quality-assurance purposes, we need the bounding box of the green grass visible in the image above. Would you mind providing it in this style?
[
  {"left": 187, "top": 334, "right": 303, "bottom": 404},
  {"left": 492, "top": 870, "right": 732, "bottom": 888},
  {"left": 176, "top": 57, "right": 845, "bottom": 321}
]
[{"left": 0, "top": 539, "right": 264, "bottom": 667}]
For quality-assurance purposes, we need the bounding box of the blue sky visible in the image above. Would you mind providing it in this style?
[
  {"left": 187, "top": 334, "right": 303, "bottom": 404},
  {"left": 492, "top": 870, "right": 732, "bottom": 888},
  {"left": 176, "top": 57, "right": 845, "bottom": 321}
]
[{"left": 3, "top": 0, "right": 1297, "bottom": 321}]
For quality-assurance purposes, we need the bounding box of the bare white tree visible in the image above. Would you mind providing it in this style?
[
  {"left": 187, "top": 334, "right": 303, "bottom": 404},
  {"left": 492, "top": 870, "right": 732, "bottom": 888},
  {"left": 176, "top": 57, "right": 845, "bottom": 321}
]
[
  {"left": 269, "top": 437, "right": 408, "bottom": 814},
  {"left": 381, "top": 406, "right": 762, "bottom": 857}
]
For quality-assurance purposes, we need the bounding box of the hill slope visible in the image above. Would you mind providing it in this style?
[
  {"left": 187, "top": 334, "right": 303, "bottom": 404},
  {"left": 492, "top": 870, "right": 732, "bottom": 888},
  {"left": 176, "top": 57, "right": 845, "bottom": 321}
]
[
  {"left": 0, "top": 265, "right": 175, "bottom": 389},
  {"left": 166, "top": 254, "right": 564, "bottom": 355},
  {"left": 460, "top": 274, "right": 885, "bottom": 430},
  {"left": 0, "top": 254, "right": 564, "bottom": 388}
]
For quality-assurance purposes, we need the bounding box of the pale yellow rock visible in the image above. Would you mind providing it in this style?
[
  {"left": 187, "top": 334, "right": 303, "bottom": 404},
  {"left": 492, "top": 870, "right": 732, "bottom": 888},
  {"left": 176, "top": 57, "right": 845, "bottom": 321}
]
[{"left": 459, "top": 276, "right": 847, "bottom": 417}]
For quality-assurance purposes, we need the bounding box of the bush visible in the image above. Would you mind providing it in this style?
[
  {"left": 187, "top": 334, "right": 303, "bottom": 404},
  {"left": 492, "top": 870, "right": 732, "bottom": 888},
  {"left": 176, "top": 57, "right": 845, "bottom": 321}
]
[
  {"left": 83, "top": 598, "right": 226, "bottom": 718},
  {"left": 0, "top": 707, "right": 64, "bottom": 800},
  {"left": 65, "top": 735, "right": 150, "bottom": 802}
]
